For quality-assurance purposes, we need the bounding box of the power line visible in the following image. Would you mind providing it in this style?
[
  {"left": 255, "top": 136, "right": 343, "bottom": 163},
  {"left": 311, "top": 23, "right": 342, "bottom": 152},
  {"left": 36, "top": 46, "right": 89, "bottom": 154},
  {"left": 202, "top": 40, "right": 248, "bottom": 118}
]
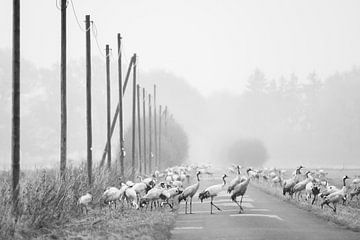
[
  {"left": 68, "top": 0, "right": 91, "bottom": 32},
  {"left": 91, "top": 21, "right": 112, "bottom": 58}
]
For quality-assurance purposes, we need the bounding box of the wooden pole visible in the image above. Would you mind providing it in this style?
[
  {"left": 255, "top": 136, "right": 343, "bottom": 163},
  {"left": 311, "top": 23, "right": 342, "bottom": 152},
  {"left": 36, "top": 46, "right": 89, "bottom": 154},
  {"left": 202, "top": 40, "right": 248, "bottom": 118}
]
[
  {"left": 60, "top": 0, "right": 67, "bottom": 180},
  {"left": 137, "top": 84, "right": 142, "bottom": 175},
  {"left": 148, "top": 94, "right": 152, "bottom": 173},
  {"left": 153, "top": 85, "right": 157, "bottom": 169},
  {"left": 117, "top": 33, "right": 124, "bottom": 176},
  {"left": 142, "top": 88, "right": 147, "bottom": 174},
  {"left": 164, "top": 106, "right": 168, "bottom": 136},
  {"left": 12, "top": 0, "right": 20, "bottom": 213},
  {"left": 106, "top": 44, "right": 111, "bottom": 169},
  {"left": 99, "top": 57, "right": 134, "bottom": 168},
  {"left": 159, "top": 105, "right": 162, "bottom": 169},
  {"left": 131, "top": 54, "right": 137, "bottom": 180},
  {"left": 85, "top": 15, "right": 92, "bottom": 186}
]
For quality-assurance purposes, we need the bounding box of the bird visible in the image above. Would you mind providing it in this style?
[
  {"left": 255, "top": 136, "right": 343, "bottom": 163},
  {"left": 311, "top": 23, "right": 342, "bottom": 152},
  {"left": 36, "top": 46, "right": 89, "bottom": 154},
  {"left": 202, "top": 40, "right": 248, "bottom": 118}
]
[
  {"left": 140, "top": 183, "right": 166, "bottom": 210},
  {"left": 227, "top": 165, "right": 246, "bottom": 194},
  {"left": 292, "top": 171, "right": 312, "bottom": 200},
  {"left": 321, "top": 175, "right": 350, "bottom": 212},
  {"left": 102, "top": 187, "right": 123, "bottom": 209},
  {"left": 282, "top": 166, "right": 304, "bottom": 197},
  {"left": 319, "top": 180, "right": 340, "bottom": 199},
  {"left": 352, "top": 177, "right": 360, "bottom": 185},
  {"left": 132, "top": 181, "right": 153, "bottom": 201},
  {"left": 198, "top": 173, "right": 228, "bottom": 214},
  {"left": 159, "top": 187, "right": 183, "bottom": 209},
  {"left": 349, "top": 186, "right": 360, "bottom": 200},
  {"left": 231, "top": 169, "right": 251, "bottom": 213},
  {"left": 178, "top": 171, "right": 201, "bottom": 214},
  {"left": 125, "top": 186, "right": 139, "bottom": 209},
  {"left": 78, "top": 192, "right": 92, "bottom": 214}
]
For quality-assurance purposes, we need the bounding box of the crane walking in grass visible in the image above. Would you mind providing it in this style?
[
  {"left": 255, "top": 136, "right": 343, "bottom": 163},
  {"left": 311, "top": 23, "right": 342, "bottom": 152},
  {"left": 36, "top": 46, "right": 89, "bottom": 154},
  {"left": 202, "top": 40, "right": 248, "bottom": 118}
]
[
  {"left": 78, "top": 192, "right": 92, "bottom": 214},
  {"left": 198, "top": 174, "right": 228, "bottom": 214},
  {"left": 321, "top": 175, "right": 350, "bottom": 212}
]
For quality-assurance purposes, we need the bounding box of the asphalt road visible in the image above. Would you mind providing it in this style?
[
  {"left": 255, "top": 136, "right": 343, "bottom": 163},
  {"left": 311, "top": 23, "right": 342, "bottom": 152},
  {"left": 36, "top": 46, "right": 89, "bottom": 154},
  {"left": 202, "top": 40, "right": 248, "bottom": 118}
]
[{"left": 171, "top": 177, "right": 359, "bottom": 240}]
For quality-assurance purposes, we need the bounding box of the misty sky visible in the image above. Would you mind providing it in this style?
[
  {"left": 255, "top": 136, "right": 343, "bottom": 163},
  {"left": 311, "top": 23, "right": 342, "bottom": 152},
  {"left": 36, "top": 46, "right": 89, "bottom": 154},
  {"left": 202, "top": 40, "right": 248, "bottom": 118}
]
[{"left": 1, "top": 0, "right": 360, "bottom": 95}]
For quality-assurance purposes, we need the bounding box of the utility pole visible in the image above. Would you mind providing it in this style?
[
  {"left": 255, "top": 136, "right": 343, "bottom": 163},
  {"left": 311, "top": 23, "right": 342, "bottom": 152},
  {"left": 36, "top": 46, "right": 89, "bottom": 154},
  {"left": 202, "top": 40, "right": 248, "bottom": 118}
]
[
  {"left": 159, "top": 105, "right": 162, "bottom": 169},
  {"left": 142, "top": 88, "right": 147, "bottom": 174},
  {"left": 131, "top": 54, "right": 137, "bottom": 180},
  {"left": 60, "top": 0, "right": 67, "bottom": 181},
  {"left": 117, "top": 33, "right": 124, "bottom": 175},
  {"left": 99, "top": 57, "right": 134, "bottom": 168},
  {"left": 164, "top": 106, "right": 168, "bottom": 136},
  {"left": 137, "top": 84, "right": 142, "bottom": 175},
  {"left": 12, "top": 0, "right": 20, "bottom": 214},
  {"left": 148, "top": 94, "right": 152, "bottom": 173},
  {"left": 153, "top": 85, "right": 157, "bottom": 169},
  {"left": 85, "top": 15, "right": 92, "bottom": 186},
  {"left": 106, "top": 44, "right": 111, "bottom": 169}
]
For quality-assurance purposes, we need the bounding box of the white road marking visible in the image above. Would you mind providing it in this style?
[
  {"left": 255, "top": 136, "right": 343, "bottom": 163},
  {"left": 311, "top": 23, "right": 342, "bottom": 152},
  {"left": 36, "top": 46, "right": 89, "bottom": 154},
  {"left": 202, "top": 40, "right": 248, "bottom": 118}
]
[
  {"left": 173, "top": 227, "right": 203, "bottom": 230},
  {"left": 176, "top": 220, "right": 203, "bottom": 223},
  {"left": 179, "top": 208, "right": 269, "bottom": 214},
  {"left": 191, "top": 198, "right": 254, "bottom": 204},
  {"left": 217, "top": 202, "right": 254, "bottom": 208},
  {"left": 247, "top": 208, "right": 270, "bottom": 212},
  {"left": 187, "top": 209, "right": 237, "bottom": 214},
  {"left": 229, "top": 214, "right": 284, "bottom": 221}
]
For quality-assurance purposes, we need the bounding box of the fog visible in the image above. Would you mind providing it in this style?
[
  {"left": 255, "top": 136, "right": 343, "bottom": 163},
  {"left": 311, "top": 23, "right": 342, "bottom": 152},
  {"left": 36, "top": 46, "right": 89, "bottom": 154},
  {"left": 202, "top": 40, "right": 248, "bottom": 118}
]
[{"left": 1, "top": 1, "right": 360, "bottom": 169}]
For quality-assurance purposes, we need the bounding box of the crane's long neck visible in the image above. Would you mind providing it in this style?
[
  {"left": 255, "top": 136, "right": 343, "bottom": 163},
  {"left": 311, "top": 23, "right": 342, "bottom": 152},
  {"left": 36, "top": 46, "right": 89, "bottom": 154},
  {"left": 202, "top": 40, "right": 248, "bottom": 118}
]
[
  {"left": 237, "top": 167, "right": 240, "bottom": 175},
  {"left": 197, "top": 174, "right": 200, "bottom": 182},
  {"left": 343, "top": 178, "right": 347, "bottom": 187},
  {"left": 223, "top": 177, "right": 226, "bottom": 185}
]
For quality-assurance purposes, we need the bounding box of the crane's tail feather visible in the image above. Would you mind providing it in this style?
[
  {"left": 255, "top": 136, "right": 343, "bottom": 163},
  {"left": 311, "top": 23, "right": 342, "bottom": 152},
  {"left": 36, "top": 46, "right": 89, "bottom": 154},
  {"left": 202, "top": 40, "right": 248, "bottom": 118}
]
[{"left": 198, "top": 190, "right": 210, "bottom": 202}]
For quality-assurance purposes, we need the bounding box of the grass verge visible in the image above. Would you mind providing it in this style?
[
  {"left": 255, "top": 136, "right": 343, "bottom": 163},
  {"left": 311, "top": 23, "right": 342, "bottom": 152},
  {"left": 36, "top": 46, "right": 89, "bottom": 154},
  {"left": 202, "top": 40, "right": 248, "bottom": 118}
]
[
  {"left": 0, "top": 164, "right": 176, "bottom": 240},
  {"left": 251, "top": 181, "right": 360, "bottom": 232}
]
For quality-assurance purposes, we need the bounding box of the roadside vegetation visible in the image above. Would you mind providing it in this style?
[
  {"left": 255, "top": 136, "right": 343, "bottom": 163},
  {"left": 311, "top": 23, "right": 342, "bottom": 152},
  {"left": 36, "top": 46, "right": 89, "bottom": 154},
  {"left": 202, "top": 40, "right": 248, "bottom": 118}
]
[
  {"left": 0, "top": 165, "right": 176, "bottom": 240},
  {"left": 251, "top": 168, "right": 360, "bottom": 232}
]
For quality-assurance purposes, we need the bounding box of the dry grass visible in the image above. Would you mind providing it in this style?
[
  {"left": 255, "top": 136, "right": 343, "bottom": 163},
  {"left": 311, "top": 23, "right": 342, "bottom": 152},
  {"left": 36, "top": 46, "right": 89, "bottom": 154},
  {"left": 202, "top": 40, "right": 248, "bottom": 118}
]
[
  {"left": 251, "top": 170, "right": 360, "bottom": 232},
  {"left": 0, "top": 164, "right": 176, "bottom": 240}
]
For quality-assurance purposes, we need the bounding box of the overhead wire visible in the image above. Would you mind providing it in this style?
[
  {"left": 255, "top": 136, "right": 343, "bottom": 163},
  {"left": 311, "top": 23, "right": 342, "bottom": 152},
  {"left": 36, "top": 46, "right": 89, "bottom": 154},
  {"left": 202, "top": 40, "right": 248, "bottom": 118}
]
[
  {"left": 68, "top": 0, "right": 91, "bottom": 32},
  {"left": 91, "top": 21, "right": 113, "bottom": 58}
]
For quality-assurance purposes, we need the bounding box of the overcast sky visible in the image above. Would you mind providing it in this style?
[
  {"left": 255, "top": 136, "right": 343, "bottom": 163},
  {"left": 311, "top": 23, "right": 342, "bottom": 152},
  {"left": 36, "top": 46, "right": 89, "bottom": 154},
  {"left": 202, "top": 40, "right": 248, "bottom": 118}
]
[{"left": 1, "top": 0, "right": 359, "bottom": 95}]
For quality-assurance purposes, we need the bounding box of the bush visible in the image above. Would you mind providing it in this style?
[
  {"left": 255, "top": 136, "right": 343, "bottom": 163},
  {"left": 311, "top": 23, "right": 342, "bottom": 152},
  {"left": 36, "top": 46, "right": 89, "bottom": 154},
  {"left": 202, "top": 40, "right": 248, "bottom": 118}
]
[{"left": 227, "top": 138, "right": 268, "bottom": 167}]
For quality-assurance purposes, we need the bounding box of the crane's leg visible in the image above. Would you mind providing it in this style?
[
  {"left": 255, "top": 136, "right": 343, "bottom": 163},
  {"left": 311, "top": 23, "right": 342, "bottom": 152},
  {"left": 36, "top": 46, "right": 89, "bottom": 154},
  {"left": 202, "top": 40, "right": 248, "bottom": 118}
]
[
  {"left": 239, "top": 195, "right": 244, "bottom": 211},
  {"left": 210, "top": 201, "right": 213, "bottom": 214},
  {"left": 210, "top": 197, "right": 222, "bottom": 212},
  {"left": 190, "top": 197, "right": 193, "bottom": 214},
  {"left": 232, "top": 197, "right": 242, "bottom": 213},
  {"left": 185, "top": 199, "right": 188, "bottom": 214}
]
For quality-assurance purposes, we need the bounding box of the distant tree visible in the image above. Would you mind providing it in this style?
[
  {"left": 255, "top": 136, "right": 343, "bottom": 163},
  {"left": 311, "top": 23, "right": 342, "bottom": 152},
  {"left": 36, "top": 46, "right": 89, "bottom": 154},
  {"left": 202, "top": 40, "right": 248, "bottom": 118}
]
[
  {"left": 247, "top": 69, "right": 267, "bottom": 93},
  {"left": 227, "top": 138, "right": 268, "bottom": 167},
  {"left": 122, "top": 115, "right": 188, "bottom": 173}
]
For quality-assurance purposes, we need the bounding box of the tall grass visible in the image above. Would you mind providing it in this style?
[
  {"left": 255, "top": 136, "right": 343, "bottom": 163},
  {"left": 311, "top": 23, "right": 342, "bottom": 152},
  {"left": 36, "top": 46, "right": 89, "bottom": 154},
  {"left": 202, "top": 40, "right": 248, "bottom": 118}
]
[{"left": 0, "top": 163, "right": 128, "bottom": 239}]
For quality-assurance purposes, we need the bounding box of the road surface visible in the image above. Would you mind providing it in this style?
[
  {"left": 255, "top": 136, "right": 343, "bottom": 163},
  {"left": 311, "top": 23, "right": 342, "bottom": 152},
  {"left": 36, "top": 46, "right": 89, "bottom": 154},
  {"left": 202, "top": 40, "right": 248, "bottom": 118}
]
[{"left": 171, "top": 177, "right": 359, "bottom": 240}]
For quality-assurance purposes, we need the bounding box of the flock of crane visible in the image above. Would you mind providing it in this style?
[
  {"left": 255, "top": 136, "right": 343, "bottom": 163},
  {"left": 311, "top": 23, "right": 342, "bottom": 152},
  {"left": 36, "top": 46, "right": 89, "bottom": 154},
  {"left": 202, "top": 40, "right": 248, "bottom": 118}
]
[
  {"left": 78, "top": 164, "right": 360, "bottom": 215},
  {"left": 233, "top": 165, "right": 360, "bottom": 213},
  {"left": 77, "top": 165, "right": 253, "bottom": 215}
]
